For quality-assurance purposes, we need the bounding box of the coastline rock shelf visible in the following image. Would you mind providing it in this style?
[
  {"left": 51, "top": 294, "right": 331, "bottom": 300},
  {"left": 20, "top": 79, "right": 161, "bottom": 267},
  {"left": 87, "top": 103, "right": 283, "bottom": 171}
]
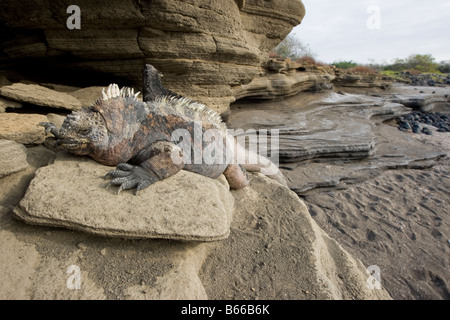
[
  {"left": 228, "top": 92, "right": 409, "bottom": 163},
  {"left": 227, "top": 91, "right": 447, "bottom": 195}
]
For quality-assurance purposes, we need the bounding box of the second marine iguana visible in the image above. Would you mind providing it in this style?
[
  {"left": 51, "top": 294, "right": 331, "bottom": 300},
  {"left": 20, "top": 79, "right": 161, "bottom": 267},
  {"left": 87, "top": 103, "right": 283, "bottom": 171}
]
[{"left": 40, "top": 64, "right": 286, "bottom": 195}]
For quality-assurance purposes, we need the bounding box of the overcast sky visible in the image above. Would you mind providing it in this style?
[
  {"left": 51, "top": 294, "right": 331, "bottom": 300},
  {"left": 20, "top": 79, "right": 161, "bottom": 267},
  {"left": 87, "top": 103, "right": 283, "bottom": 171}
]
[{"left": 291, "top": 0, "right": 450, "bottom": 65}]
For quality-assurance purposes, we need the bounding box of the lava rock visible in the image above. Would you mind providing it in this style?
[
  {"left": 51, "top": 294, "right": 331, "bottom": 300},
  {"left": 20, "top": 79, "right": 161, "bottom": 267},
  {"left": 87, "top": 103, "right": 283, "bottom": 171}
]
[
  {"left": 396, "top": 111, "right": 450, "bottom": 135},
  {"left": 422, "top": 127, "right": 433, "bottom": 135}
]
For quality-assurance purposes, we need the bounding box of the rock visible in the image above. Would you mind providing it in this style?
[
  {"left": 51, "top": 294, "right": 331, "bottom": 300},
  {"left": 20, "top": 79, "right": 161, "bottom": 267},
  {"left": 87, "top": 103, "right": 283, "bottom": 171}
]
[
  {"left": 14, "top": 152, "right": 234, "bottom": 242},
  {"left": 2, "top": 142, "right": 392, "bottom": 300},
  {"left": 233, "top": 72, "right": 335, "bottom": 100},
  {"left": 0, "top": 97, "right": 23, "bottom": 112},
  {"left": 0, "top": 230, "right": 42, "bottom": 299},
  {"left": 201, "top": 173, "right": 392, "bottom": 299},
  {"left": 0, "top": 140, "right": 29, "bottom": 178},
  {"left": 0, "top": 146, "right": 210, "bottom": 300},
  {"left": 227, "top": 91, "right": 409, "bottom": 163},
  {"left": 333, "top": 73, "right": 392, "bottom": 93},
  {"left": 0, "top": 113, "right": 47, "bottom": 144},
  {"left": 0, "top": 75, "right": 11, "bottom": 87},
  {"left": 45, "top": 29, "right": 144, "bottom": 60},
  {"left": 0, "top": 0, "right": 305, "bottom": 114},
  {"left": 40, "top": 83, "right": 82, "bottom": 92},
  {"left": 226, "top": 89, "right": 447, "bottom": 196},
  {"left": 0, "top": 83, "right": 82, "bottom": 111},
  {"left": 422, "top": 127, "right": 433, "bottom": 135},
  {"left": 45, "top": 113, "right": 66, "bottom": 129},
  {"left": 285, "top": 124, "right": 446, "bottom": 196},
  {"left": 398, "top": 121, "right": 411, "bottom": 132},
  {"left": 66, "top": 86, "right": 105, "bottom": 108},
  {"left": 123, "top": 244, "right": 208, "bottom": 300},
  {"left": 395, "top": 111, "right": 450, "bottom": 135},
  {"left": 389, "top": 86, "right": 450, "bottom": 113}
]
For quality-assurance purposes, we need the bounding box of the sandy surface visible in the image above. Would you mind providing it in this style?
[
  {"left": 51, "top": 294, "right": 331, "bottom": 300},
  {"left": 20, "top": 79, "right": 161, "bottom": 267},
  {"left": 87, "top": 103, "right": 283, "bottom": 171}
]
[{"left": 303, "top": 129, "right": 450, "bottom": 299}]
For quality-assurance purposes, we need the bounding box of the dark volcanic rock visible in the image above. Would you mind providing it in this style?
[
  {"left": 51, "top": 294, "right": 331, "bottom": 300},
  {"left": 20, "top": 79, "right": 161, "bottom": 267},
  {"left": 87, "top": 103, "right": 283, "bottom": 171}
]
[{"left": 396, "top": 111, "right": 450, "bottom": 134}]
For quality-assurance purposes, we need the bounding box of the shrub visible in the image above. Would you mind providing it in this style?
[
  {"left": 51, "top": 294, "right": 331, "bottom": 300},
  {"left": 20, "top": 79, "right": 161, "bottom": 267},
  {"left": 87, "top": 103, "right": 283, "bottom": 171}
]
[
  {"left": 405, "top": 69, "right": 422, "bottom": 76},
  {"left": 269, "top": 51, "right": 282, "bottom": 59},
  {"left": 332, "top": 61, "right": 358, "bottom": 69},
  {"left": 385, "top": 54, "right": 440, "bottom": 73},
  {"left": 295, "top": 56, "right": 317, "bottom": 65},
  {"left": 272, "top": 34, "right": 317, "bottom": 60},
  {"left": 347, "top": 66, "right": 377, "bottom": 74}
]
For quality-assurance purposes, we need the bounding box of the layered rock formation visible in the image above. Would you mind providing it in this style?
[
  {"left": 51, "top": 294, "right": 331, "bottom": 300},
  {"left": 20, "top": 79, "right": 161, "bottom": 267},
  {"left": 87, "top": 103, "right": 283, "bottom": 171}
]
[
  {"left": 0, "top": 0, "right": 305, "bottom": 114},
  {"left": 231, "top": 58, "right": 394, "bottom": 105},
  {"left": 0, "top": 143, "right": 391, "bottom": 300},
  {"left": 227, "top": 92, "right": 410, "bottom": 163},
  {"left": 333, "top": 70, "right": 393, "bottom": 92},
  {"left": 388, "top": 85, "right": 450, "bottom": 113},
  {"left": 226, "top": 90, "right": 447, "bottom": 195}
]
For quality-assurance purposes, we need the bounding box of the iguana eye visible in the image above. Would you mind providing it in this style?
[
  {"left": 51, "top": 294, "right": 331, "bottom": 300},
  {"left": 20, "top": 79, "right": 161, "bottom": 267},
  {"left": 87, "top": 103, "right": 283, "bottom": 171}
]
[{"left": 80, "top": 128, "right": 92, "bottom": 136}]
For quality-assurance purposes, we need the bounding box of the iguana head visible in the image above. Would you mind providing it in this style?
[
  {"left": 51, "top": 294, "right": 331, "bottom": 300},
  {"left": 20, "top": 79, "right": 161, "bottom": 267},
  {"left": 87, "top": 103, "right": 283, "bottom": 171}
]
[
  {"left": 56, "top": 84, "right": 142, "bottom": 163},
  {"left": 58, "top": 107, "right": 109, "bottom": 155}
]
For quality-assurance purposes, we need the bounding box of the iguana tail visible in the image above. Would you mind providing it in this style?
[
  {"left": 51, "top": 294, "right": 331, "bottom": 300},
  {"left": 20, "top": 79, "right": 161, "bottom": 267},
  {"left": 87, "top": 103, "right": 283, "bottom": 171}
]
[{"left": 223, "top": 135, "right": 287, "bottom": 189}]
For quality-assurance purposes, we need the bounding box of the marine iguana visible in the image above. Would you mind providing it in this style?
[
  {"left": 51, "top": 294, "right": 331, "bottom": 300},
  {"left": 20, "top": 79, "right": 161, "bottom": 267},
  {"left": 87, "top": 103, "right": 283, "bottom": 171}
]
[{"left": 40, "top": 64, "right": 286, "bottom": 195}]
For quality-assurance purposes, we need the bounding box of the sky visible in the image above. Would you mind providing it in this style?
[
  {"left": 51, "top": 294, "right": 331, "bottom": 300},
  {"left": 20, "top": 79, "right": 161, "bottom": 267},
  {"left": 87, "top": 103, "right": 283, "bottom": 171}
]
[{"left": 291, "top": 0, "right": 450, "bottom": 65}]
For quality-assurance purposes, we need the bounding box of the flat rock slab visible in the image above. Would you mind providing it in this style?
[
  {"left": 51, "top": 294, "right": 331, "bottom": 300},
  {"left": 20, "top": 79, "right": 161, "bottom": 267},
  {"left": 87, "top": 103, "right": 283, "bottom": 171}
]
[
  {"left": 0, "top": 139, "right": 29, "bottom": 178},
  {"left": 14, "top": 153, "right": 234, "bottom": 241},
  {"left": 0, "top": 97, "right": 22, "bottom": 112},
  {"left": 0, "top": 83, "right": 82, "bottom": 111},
  {"left": 0, "top": 113, "right": 47, "bottom": 144}
]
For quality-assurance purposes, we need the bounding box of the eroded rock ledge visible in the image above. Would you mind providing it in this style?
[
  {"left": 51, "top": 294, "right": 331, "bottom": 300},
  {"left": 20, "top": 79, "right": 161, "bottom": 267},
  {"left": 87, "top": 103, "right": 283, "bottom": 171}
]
[{"left": 0, "top": 0, "right": 305, "bottom": 114}]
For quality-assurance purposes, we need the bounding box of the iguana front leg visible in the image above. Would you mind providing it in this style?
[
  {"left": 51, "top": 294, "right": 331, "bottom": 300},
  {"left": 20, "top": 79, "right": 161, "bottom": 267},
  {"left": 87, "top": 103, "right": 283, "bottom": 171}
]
[{"left": 106, "top": 141, "right": 184, "bottom": 195}]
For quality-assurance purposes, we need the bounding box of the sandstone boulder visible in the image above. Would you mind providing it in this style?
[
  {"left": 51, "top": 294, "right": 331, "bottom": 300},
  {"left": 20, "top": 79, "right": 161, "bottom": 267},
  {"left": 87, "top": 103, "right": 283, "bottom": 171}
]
[
  {"left": 14, "top": 152, "right": 234, "bottom": 242},
  {"left": 0, "top": 83, "right": 82, "bottom": 111},
  {"left": 0, "top": 140, "right": 28, "bottom": 178},
  {"left": 201, "top": 173, "right": 392, "bottom": 300},
  {"left": 0, "top": 113, "right": 47, "bottom": 144}
]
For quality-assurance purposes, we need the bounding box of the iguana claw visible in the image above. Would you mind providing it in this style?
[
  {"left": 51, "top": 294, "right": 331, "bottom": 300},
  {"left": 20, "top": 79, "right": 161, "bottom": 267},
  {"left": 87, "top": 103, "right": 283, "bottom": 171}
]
[
  {"left": 39, "top": 122, "right": 60, "bottom": 138},
  {"left": 106, "top": 163, "right": 158, "bottom": 195}
]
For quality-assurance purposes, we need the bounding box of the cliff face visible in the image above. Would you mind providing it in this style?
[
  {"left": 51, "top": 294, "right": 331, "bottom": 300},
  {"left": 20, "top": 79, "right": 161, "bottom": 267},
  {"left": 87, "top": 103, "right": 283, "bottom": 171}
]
[{"left": 0, "top": 0, "right": 305, "bottom": 113}]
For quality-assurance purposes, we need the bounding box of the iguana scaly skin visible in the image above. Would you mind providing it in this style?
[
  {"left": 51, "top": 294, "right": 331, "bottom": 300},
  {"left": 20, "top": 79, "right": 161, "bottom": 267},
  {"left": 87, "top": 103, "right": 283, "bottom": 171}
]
[{"left": 40, "top": 64, "right": 286, "bottom": 194}]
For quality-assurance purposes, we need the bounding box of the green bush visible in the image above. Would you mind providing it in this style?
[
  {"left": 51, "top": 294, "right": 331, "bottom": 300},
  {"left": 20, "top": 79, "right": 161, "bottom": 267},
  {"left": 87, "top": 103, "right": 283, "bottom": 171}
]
[
  {"left": 331, "top": 61, "right": 358, "bottom": 69},
  {"left": 384, "top": 54, "right": 440, "bottom": 73}
]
